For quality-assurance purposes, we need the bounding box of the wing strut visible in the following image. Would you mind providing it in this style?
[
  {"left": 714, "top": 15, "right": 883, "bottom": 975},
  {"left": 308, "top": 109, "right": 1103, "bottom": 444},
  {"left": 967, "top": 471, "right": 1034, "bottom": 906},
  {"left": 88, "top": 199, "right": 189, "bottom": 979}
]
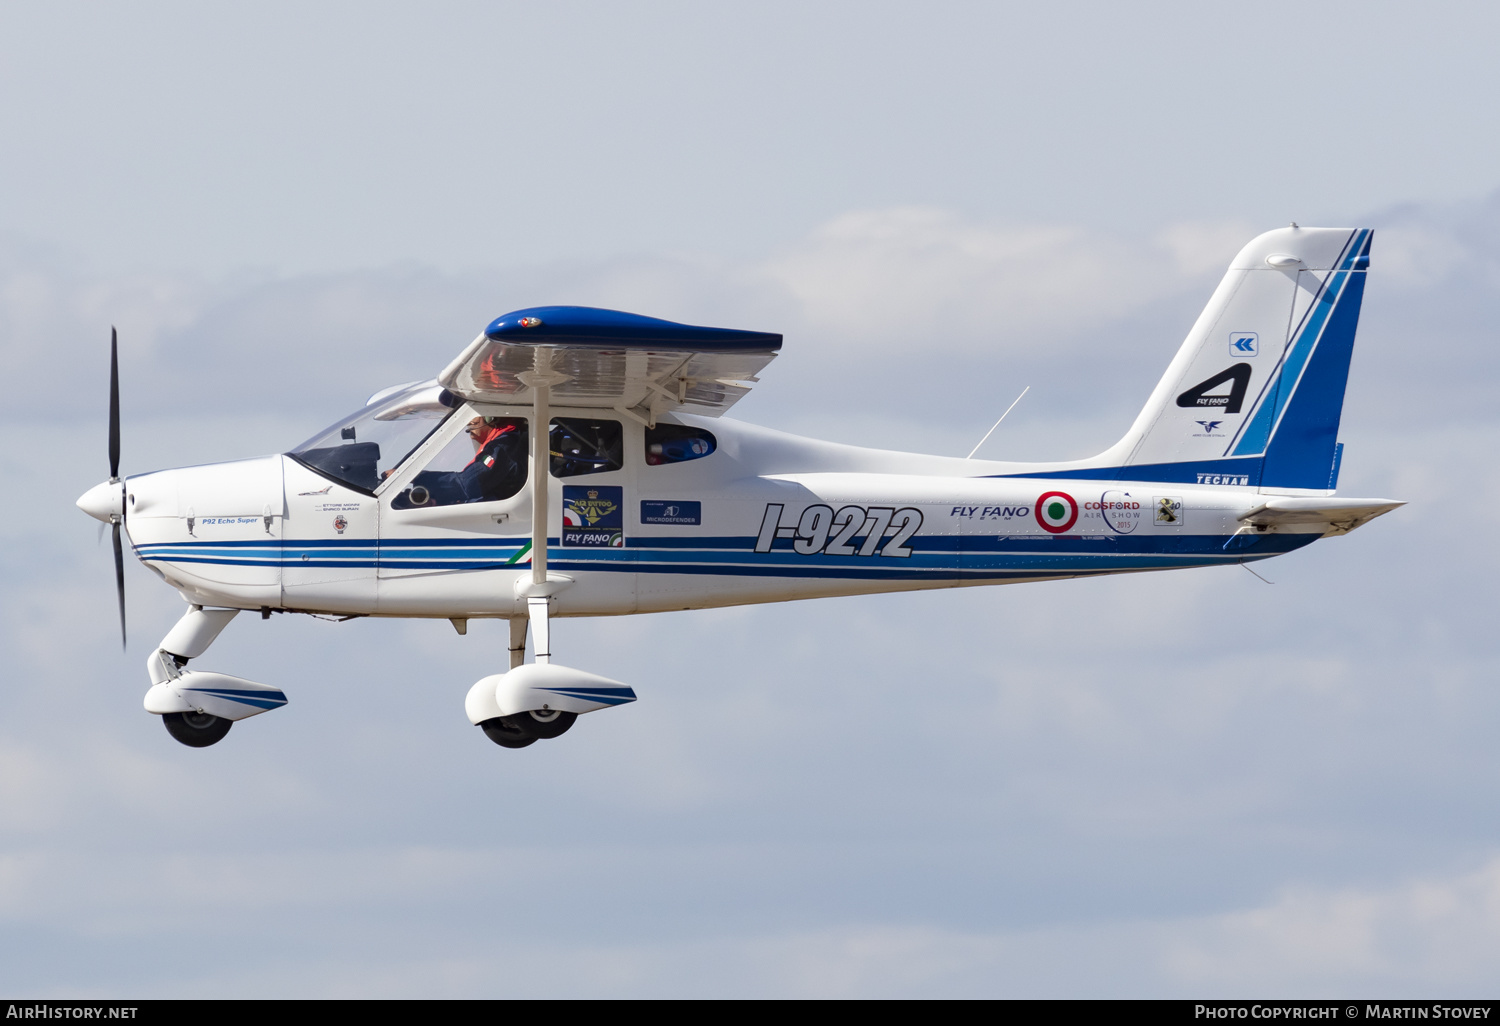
[
  {"left": 529, "top": 347, "right": 551, "bottom": 590},
  {"left": 523, "top": 347, "right": 563, "bottom": 665},
  {"left": 508, "top": 616, "right": 527, "bottom": 670}
]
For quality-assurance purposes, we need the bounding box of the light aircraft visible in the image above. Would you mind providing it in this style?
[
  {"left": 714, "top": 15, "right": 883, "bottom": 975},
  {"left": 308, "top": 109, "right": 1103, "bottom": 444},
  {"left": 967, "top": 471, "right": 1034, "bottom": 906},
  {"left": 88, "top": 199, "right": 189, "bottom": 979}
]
[{"left": 77, "top": 225, "right": 1402, "bottom": 750}]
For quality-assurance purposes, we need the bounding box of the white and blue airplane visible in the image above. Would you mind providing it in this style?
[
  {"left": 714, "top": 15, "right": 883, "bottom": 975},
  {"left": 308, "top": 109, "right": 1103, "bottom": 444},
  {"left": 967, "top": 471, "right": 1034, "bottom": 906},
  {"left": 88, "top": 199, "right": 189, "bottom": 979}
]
[{"left": 77, "top": 225, "right": 1402, "bottom": 750}]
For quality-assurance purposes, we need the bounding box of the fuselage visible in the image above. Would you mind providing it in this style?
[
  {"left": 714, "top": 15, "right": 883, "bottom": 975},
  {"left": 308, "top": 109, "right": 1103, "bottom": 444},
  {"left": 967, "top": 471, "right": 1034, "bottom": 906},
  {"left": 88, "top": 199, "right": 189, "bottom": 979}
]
[{"left": 121, "top": 405, "right": 1320, "bottom": 619}]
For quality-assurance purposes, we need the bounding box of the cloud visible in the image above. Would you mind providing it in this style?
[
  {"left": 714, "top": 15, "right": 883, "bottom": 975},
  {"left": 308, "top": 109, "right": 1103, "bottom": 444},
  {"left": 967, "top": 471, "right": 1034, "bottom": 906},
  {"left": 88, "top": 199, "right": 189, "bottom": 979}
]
[
  {"left": 2, "top": 207, "right": 1243, "bottom": 396},
  {"left": 1162, "top": 856, "right": 1500, "bottom": 994},
  {"left": 7, "top": 846, "right": 1497, "bottom": 996},
  {"left": 2, "top": 207, "right": 1244, "bottom": 461},
  {"left": 759, "top": 206, "right": 1243, "bottom": 350},
  {"left": 3, "top": 200, "right": 1500, "bottom": 996}
]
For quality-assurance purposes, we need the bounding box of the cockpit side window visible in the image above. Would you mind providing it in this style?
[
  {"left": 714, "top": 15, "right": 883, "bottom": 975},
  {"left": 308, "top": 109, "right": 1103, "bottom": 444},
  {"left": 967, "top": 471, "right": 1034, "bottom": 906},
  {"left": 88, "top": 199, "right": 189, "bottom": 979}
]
[
  {"left": 645, "top": 424, "right": 717, "bottom": 465},
  {"left": 288, "top": 383, "right": 457, "bottom": 493},
  {"left": 391, "top": 415, "right": 529, "bottom": 509},
  {"left": 550, "top": 419, "right": 623, "bottom": 478}
]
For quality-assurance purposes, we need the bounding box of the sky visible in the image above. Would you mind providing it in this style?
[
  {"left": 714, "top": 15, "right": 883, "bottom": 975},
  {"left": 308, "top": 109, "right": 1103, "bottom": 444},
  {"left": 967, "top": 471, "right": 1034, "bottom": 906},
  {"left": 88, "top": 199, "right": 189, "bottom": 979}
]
[{"left": 3, "top": 0, "right": 1500, "bottom": 998}]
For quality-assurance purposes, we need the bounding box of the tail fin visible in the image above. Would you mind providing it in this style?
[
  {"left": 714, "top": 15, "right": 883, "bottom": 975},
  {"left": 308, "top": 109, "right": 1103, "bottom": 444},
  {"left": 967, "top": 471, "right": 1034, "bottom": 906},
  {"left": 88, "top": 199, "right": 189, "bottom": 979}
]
[{"left": 1074, "top": 226, "right": 1372, "bottom": 492}]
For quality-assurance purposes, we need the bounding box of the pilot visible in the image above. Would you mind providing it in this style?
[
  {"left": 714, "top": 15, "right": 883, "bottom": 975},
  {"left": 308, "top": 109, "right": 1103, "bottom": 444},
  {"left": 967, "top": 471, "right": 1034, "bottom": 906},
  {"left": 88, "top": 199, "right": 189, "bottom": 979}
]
[{"left": 407, "top": 416, "right": 528, "bottom": 505}]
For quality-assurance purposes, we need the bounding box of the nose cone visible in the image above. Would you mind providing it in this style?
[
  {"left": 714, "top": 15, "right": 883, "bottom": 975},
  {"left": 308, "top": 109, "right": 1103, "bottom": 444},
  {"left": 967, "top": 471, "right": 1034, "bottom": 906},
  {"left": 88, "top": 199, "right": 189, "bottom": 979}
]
[{"left": 77, "top": 480, "right": 123, "bottom": 523}]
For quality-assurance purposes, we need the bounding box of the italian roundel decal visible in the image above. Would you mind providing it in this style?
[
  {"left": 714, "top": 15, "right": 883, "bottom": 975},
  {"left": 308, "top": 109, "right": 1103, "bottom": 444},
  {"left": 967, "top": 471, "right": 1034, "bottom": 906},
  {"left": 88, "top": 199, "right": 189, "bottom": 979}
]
[{"left": 1035, "top": 491, "right": 1079, "bottom": 533}]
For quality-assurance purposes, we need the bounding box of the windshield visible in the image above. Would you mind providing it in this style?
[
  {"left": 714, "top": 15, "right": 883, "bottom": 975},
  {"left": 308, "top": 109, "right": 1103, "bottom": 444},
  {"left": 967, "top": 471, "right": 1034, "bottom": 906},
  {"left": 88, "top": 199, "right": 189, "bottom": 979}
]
[{"left": 288, "top": 381, "right": 457, "bottom": 493}]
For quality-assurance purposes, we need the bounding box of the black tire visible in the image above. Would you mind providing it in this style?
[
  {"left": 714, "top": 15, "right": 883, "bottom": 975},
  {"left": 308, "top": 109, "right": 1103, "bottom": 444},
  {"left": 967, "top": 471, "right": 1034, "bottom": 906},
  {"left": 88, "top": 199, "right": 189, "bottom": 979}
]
[
  {"left": 479, "top": 716, "right": 536, "bottom": 749},
  {"left": 162, "top": 711, "right": 233, "bottom": 748},
  {"left": 518, "top": 709, "right": 576, "bottom": 740}
]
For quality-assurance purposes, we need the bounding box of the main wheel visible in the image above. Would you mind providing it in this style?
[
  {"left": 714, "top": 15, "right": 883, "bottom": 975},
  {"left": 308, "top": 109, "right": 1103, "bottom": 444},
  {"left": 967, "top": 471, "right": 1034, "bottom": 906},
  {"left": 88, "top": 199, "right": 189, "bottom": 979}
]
[
  {"left": 478, "top": 710, "right": 577, "bottom": 747},
  {"left": 162, "top": 711, "right": 233, "bottom": 748},
  {"left": 519, "top": 709, "right": 576, "bottom": 740},
  {"left": 479, "top": 716, "right": 536, "bottom": 748}
]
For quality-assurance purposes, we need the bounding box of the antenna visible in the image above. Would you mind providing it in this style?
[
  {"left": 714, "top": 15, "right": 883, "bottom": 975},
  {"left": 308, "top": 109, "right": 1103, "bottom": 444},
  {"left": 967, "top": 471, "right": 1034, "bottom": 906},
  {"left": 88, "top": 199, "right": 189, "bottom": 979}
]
[
  {"left": 1241, "top": 562, "right": 1274, "bottom": 585},
  {"left": 966, "top": 386, "right": 1030, "bottom": 459}
]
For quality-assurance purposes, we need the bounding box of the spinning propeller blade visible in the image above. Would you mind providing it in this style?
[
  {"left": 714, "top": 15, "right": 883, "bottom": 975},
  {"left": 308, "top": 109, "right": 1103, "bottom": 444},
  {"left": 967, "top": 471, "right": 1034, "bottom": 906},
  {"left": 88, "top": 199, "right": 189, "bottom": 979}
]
[
  {"left": 112, "top": 520, "right": 126, "bottom": 649},
  {"left": 109, "top": 327, "right": 120, "bottom": 481},
  {"left": 108, "top": 326, "right": 126, "bottom": 649}
]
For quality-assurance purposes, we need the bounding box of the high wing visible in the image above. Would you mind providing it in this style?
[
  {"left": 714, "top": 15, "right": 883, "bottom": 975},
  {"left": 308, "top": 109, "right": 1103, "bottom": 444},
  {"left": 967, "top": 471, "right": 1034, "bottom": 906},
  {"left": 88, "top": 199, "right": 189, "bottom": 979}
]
[{"left": 437, "top": 305, "right": 782, "bottom": 423}]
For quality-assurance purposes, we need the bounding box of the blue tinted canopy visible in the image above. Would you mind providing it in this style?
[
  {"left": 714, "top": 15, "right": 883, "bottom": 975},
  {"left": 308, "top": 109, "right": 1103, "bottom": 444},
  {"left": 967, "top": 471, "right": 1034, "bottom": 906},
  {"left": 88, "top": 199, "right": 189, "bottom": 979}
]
[
  {"left": 485, "top": 306, "right": 781, "bottom": 353},
  {"left": 440, "top": 306, "right": 782, "bottom": 419}
]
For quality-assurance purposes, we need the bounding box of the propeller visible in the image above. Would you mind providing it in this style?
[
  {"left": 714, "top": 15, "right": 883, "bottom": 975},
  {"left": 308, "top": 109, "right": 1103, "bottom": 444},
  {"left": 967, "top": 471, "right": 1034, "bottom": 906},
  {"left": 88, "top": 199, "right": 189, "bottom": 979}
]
[{"left": 108, "top": 327, "right": 126, "bottom": 649}]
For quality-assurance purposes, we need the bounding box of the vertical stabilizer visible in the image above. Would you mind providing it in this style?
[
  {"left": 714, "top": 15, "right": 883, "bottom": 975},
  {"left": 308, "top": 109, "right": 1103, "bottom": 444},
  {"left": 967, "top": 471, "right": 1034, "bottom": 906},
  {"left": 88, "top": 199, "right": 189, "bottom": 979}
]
[{"left": 1069, "top": 226, "right": 1371, "bottom": 492}]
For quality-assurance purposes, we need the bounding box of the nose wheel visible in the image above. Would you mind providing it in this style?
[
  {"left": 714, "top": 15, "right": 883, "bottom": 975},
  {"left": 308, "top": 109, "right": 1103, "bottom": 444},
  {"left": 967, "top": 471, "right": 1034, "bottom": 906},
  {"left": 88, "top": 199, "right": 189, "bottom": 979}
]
[
  {"left": 162, "top": 711, "right": 233, "bottom": 748},
  {"left": 479, "top": 710, "right": 577, "bottom": 748}
]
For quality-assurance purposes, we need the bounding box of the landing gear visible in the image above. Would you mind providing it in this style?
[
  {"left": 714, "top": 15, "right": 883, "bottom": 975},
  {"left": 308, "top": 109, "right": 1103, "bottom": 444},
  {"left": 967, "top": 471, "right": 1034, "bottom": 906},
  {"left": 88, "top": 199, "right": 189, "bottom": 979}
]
[
  {"left": 478, "top": 710, "right": 577, "bottom": 748},
  {"left": 162, "top": 711, "right": 233, "bottom": 748},
  {"left": 522, "top": 708, "right": 576, "bottom": 739},
  {"left": 145, "top": 606, "right": 289, "bottom": 747},
  {"left": 463, "top": 381, "right": 637, "bottom": 752}
]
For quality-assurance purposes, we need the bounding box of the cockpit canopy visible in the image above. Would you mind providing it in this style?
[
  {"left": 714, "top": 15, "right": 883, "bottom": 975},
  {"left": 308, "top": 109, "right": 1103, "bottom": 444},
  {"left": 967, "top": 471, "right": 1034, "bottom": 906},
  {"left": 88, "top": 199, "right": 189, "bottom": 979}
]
[{"left": 288, "top": 381, "right": 457, "bottom": 492}]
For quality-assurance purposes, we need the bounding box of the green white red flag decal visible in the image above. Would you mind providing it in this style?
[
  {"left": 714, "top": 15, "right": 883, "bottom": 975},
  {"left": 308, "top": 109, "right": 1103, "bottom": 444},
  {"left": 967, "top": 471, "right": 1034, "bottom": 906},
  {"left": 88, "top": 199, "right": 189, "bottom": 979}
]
[{"left": 1035, "top": 491, "right": 1078, "bottom": 533}]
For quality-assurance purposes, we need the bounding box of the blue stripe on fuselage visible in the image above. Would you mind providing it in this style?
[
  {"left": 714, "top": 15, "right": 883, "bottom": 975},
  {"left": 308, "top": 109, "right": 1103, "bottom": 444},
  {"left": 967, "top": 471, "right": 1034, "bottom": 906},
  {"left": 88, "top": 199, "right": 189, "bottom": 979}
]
[{"left": 136, "top": 531, "right": 1312, "bottom": 579}]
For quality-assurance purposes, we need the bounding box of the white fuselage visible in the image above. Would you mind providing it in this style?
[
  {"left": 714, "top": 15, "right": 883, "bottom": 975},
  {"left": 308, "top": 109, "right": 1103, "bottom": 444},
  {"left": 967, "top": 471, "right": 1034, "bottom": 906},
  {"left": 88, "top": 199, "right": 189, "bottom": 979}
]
[{"left": 122, "top": 407, "right": 1323, "bottom": 620}]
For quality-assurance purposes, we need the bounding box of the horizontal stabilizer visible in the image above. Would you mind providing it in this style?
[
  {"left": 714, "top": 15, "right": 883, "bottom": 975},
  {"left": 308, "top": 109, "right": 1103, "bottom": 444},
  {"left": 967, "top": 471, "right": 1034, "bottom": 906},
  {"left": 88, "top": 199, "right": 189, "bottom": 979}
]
[{"left": 1237, "top": 496, "right": 1404, "bottom": 534}]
